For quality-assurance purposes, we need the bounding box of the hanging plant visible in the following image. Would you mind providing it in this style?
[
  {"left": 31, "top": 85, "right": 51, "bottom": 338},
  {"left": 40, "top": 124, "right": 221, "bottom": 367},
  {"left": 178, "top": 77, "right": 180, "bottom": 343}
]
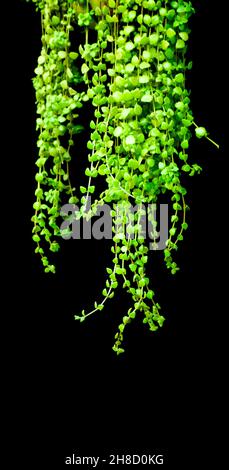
[{"left": 27, "top": 0, "right": 218, "bottom": 354}]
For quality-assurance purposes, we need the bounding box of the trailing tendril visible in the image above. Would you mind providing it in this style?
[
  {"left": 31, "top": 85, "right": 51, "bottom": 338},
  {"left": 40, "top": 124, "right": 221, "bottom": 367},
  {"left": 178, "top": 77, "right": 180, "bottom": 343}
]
[{"left": 27, "top": 0, "right": 219, "bottom": 354}]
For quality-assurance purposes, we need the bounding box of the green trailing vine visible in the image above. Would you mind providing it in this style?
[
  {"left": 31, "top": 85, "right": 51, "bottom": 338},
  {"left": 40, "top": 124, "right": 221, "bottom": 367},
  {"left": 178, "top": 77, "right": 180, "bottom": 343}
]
[{"left": 27, "top": 0, "right": 219, "bottom": 354}]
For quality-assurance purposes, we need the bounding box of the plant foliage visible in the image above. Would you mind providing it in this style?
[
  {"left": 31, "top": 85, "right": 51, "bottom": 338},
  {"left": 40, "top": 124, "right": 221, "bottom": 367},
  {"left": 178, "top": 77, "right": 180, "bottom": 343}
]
[{"left": 27, "top": 0, "right": 218, "bottom": 353}]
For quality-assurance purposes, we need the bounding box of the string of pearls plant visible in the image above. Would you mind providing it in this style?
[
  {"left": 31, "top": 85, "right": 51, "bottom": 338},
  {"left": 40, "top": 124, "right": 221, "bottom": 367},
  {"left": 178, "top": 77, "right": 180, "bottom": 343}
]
[{"left": 27, "top": 0, "right": 219, "bottom": 354}]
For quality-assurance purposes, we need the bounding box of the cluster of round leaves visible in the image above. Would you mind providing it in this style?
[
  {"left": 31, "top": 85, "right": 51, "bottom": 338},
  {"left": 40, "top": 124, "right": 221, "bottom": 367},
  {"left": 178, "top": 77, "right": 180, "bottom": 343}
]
[
  {"left": 28, "top": 0, "right": 218, "bottom": 354},
  {"left": 30, "top": 0, "right": 86, "bottom": 272}
]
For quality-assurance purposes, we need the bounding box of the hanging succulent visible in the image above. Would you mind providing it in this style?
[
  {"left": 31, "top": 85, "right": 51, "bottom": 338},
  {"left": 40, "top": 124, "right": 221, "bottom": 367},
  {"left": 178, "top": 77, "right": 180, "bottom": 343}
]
[{"left": 27, "top": 0, "right": 218, "bottom": 354}]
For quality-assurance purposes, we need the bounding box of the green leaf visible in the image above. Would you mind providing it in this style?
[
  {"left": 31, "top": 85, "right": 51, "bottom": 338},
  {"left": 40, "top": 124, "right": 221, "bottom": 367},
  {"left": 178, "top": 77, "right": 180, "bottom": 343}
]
[
  {"left": 140, "top": 61, "right": 150, "bottom": 70},
  {"left": 149, "top": 33, "right": 159, "bottom": 45},
  {"left": 35, "top": 66, "right": 43, "bottom": 75},
  {"left": 116, "top": 347, "right": 125, "bottom": 355},
  {"left": 157, "top": 315, "right": 165, "bottom": 327},
  {"left": 58, "top": 51, "right": 67, "bottom": 59},
  {"left": 129, "top": 264, "right": 137, "bottom": 272},
  {"left": 60, "top": 80, "right": 68, "bottom": 89},
  {"left": 67, "top": 68, "right": 73, "bottom": 79},
  {"left": 139, "top": 75, "right": 150, "bottom": 84},
  {"left": 80, "top": 186, "right": 87, "bottom": 194},
  {"left": 166, "top": 28, "right": 176, "bottom": 39},
  {"left": 38, "top": 56, "right": 45, "bottom": 65},
  {"left": 116, "top": 266, "right": 125, "bottom": 275},
  {"left": 182, "top": 164, "right": 191, "bottom": 172},
  {"left": 108, "top": 0, "right": 116, "bottom": 7},
  {"left": 119, "top": 108, "right": 131, "bottom": 119},
  {"left": 81, "top": 63, "right": 89, "bottom": 74},
  {"left": 149, "top": 324, "right": 158, "bottom": 332},
  {"left": 69, "top": 196, "right": 79, "bottom": 204},
  {"left": 51, "top": 15, "right": 60, "bottom": 26},
  {"left": 125, "top": 41, "right": 135, "bottom": 51},
  {"left": 158, "top": 6, "right": 166, "bottom": 15},
  {"left": 129, "top": 311, "right": 136, "bottom": 319},
  {"left": 124, "top": 25, "right": 135, "bottom": 35},
  {"left": 108, "top": 68, "right": 115, "bottom": 77},
  {"left": 146, "top": 291, "right": 153, "bottom": 300},
  {"left": 107, "top": 35, "right": 114, "bottom": 42},
  {"left": 125, "top": 63, "right": 135, "bottom": 73},
  {"left": 175, "top": 101, "right": 185, "bottom": 111},
  {"left": 195, "top": 127, "right": 207, "bottom": 139},
  {"left": 74, "top": 315, "right": 85, "bottom": 322},
  {"left": 141, "top": 93, "right": 153, "bottom": 103},
  {"left": 175, "top": 73, "right": 184, "bottom": 83},
  {"left": 50, "top": 242, "right": 60, "bottom": 253},
  {"left": 125, "top": 135, "right": 136, "bottom": 145},
  {"left": 97, "top": 304, "right": 104, "bottom": 311},
  {"left": 177, "top": 234, "right": 184, "bottom": 241},
  {"left": 159, "top": 162, "right": 165, "bottom": 170},
  {"left": 98, "top": 164, "right": 107, "bottom": 175},
  {"left": 112, "top": 91, "right": 122, "bottom": 103},
  {"left": 181, "top": 140, "right": 189, "bottom": 149},
  {"left": 91, "top": 130, "right": 100, "bottom": 141},
  {"left": 33, "top": 201, "right": 41, "bottom": 211},
  {"left": 32, "top": 234, "right": 40, "bottom": 243},
  {"left": 176, "top": 39, "right": 185, "bottom": 49},
  {"left": 128, "top": 159, "right": 139, "bottom": 170},
  {"left": 69, "top": 52, "right": 78, "bottom": 60},
  {"left": 161, "top": 40, "right": 169, "bottom": 50},
  {"left": 85, "top": 168, "right": 92, "bottom": 177},
  {"left": 179, "top": 32, "right": 189, "bottom": 41},
  {"left": 152, "top": 14, "right": 160, "bottom": 26},
  {"left": 114, "top": 126, "right": 123, "bottom": 138}
]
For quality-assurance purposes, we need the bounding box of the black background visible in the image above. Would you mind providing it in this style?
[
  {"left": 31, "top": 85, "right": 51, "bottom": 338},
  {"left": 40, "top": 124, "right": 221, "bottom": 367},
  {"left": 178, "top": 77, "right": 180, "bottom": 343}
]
[{"left": 8, "top": 1, "right": 226, "bottom": 467}]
